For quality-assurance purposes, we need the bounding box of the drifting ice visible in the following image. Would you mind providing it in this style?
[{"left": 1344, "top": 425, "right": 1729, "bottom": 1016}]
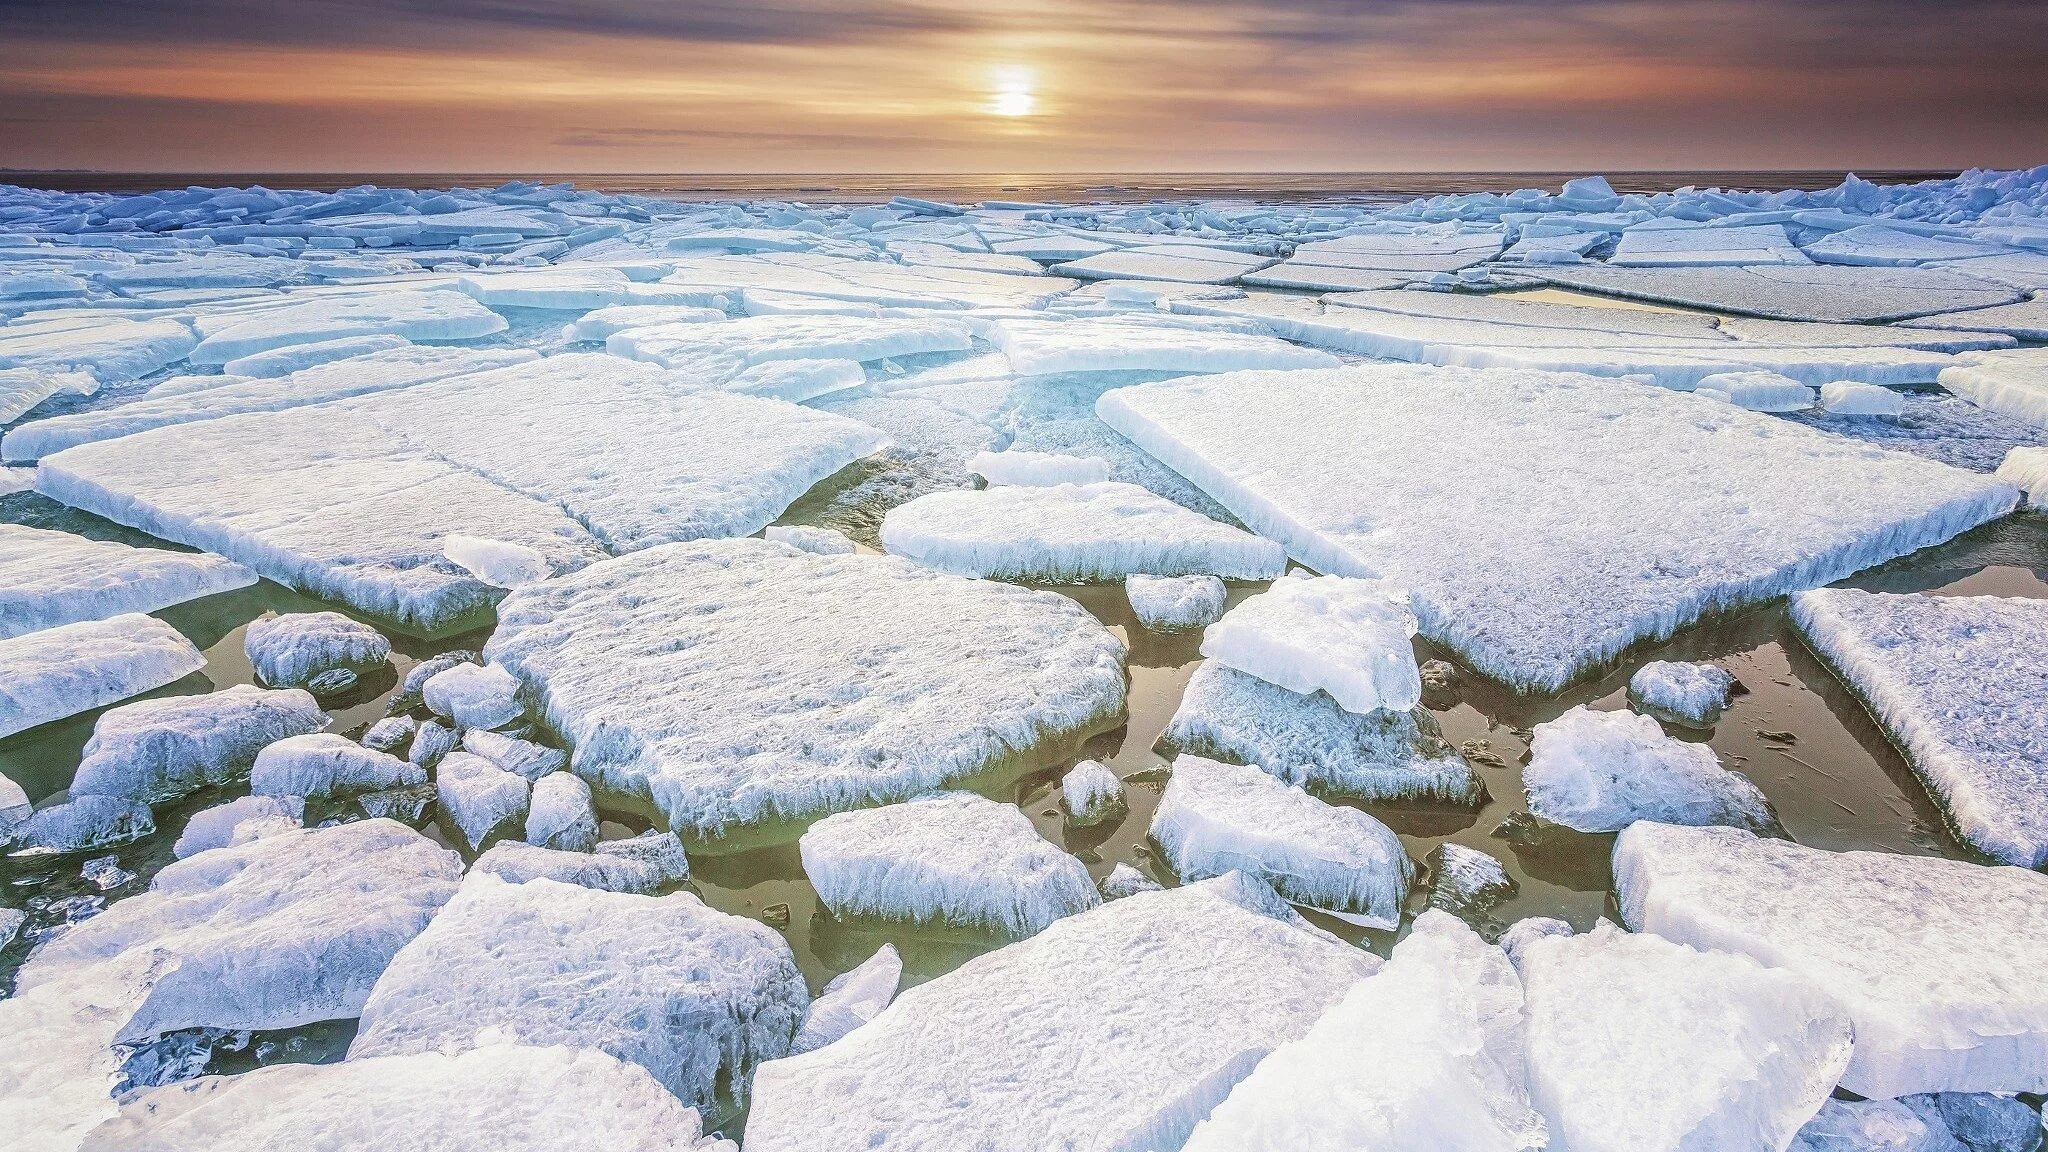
[
  {"left": 1524, "top": 706, "right": 1776, "bottom": 833},
  {"left": 70, "top": 685, "right": 325, "bottom": 805},
  {"left": 243, "top": 611, "right": 389, "bottom": 687},
  {"left": 0, "top": 614, "right": 205, "bottom": 739},
  {"left": 1627, "top": 660, "right": 1738, "bottom": 727},
  {"left": 1125, "top": 572, "right": 1228, "bottom": 632}
]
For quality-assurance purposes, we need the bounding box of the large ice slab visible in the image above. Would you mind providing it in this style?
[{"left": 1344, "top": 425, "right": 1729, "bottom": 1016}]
[
  {"left": 0, "top": 525, "right": 255, "bottom": 639},
  {"left": 744, "top": 873, "right": 1380, "bottom": 1152},
  {"left": 0, "top": 315, "right": 198, "bottom": 384},
  {"left": 1184, "top": 910, "right": 1547, "bottom": 1152},
  {"left": 1614, "top": 821, "right": 2048, "bottom": 1098},
  {"left": 1054, "top": 244, "right": 1279, "bottom": 285},
  {"left": 1524, "top": 705, "right": 1775, "bottom": 833},
  {"left": 470, "top": 829, "right": 691, "bottom": 894},
  {"left": 187, "top": 289, "right": 507, "bottom": 364},
  {"left": 879, "top": 481, "right": 1286, "bottom": 582},
  {"left": 1901, "top": 296, "right": 2048, "bottom": 342},
  {"left": 70, "top": 685, "right": 325, "bottom": 805},
  {"left": 1201, "top": 574, "right": 1422, "bottom": 715},
  {"left": 608, "top": 313, "right": 973, "bottom": 372},
  {"left": 987, "top": 316, "right": 1336, "bottom": 376},
  {"left": 799, "top": 792, "right": 1099, "bottom": 937},
  {"left": 0, "top": 614, "right": 205, "bottom": 739},
  {"left": 1612, "top": 223, "right": 1811, "bottom": 266},
  {"left": 1097, "top": 365, "right": 2017, "bottom": 691},
  {"left": 1162, "top": 660, "right": 1484, "bottom": 804},
  {"left": 80, "top": 1043, "right": 733, "bottom": 1152},
  {"left": 1805, "top": 225, "right": 2016, "bottom": 267},
  {"left": 0, "top": 367, "right": 95, "bottom": 425},
  {"left": 1520, "top": 922, "right": 1852, "bottom": 1152},
  {"left": 1151, "top": 753, "right": 1412, "bottom": 927},
  {"left": 1791, "top": 589, "right": 2048, "bottom": 868},
  {"left": 485, "top": 539, "right": 1126, "bottom": 834},
  {"left": 1532, "top": 265, "right": 2021, "bottom": 322},
  {"left": 1940, "top": 348, "right": 2048, "bottom": 432},
  {"left": 662, "top": 251, "right": 1072, "bottom": 310},
  {"left": 351, "top": 873, "right": 804, "bottom": 1112}
]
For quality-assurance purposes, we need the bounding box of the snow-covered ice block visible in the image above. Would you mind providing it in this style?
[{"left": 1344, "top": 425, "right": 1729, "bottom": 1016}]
[
  {"left": 435, "top": 751, "right": 530, "bottom": 849},
  {"left": 1163, "top": 659, "right": 1483, "bottom": 804},
  {"left": 744, "top": 873, "right": 1380, "bottom": 1152},
  {"left": 1614, "top": 821, "right": 2048, "bottom": 1097},
  {"left": 1096, "top": 364, "right": 2016, "bottom": 691},
  {"left": 608, "top": 314, "right": 972, "bottom": 370},
  {"left": 1996, "top": 446, "right": 2048, "bottom": 506},
  {"left": 486, "top": 540, "right": 1126, "bottom": 833},
  {"left": 1202, "top": 574, "right": 1422, "bottom": 715},
  {"left": 1054, "top": 245, "right": 1279, "bottom": 285},
  {"left": 189, "top": 289, "right": 507, "bottom": 364},
  {"left": 1901, "top": 295, "right": 2048, "bottom": 342},
  {"left": 1823, "top": 380, "right": 1909, "bottom": 416},
  {"left": 0, "top": 367, "right": 96, "bottom": 425},
  {"left": 1694, "top": 370, "right": 1818, "bottom": 411},
  {"left": 463, "top": 727, "right": 568, "bottom": 780},
  {"left": 71, "top": 685, "right": 325, "bottom": 805},
  {"left": 1534, "top": 265, "right": 2021, "bottom": 323},
  {"left": 791, "top": 944, "right": 902, "bottom": 1055},
  {"left": 442, "top": 533, "right": 551, "bottom": 588},
  {"left": 1520, "top": 922, "right": 1853, "bottom": 1152},
  {"left": 1612, "top": 223, "right": 1810, "bottom": 267},
  {"left": 0, "top": 315, "right": 198, "bottom": 384},
  {"left": 421, "top": 660, "right": 523, "bottom": 730},
  {"left": 881, "top": 481, "right": 1285, "bottom": 582},
  {"left": 471, "top": 829, "right": 690, "bottom": 894},
  {"left": 1061, "top": 759, "right": 1126, "bottom": 825},
  {"left": 526, "top": 772, "right": 598, "bottom": 852},
  {"left": 1525, "top": 706, "right": 1774, "bottom": 833},
  {"left": 454, "top": 266, "right": 633, "bottom": 310},
  {"left": 244, "top": 611, "right": 389, "bottom": 687},
  {"left": 0, "top": 949, "right": 173, "bottom": 1152},
  {"left": 0, "top": 614, "right": 205, "bottom": 739},
  {"left": 763, "top": 523, "right": 856, "bottom": 555},
  {"left": 800, "top": 792, "right": 1099, "bottom": 936},
  {"left": 80, "top": 1042, "right": 732, "bottom": 1152},
  {"left": 1185, "top": 910, "right": 1546, "bottom": 1152},
  {"left": 17, "top": 819, "right": 461, "bottom": 1041},
  {"left": 351, "top": 872, "right": 804, "bottom": 1111},
  {"left": 1791, "top": 589, "right": 2048, "bottom": 867},
  {"left": 723, "top": 357, "right": 866, "bottom": 403},
  {"left": 1627, "top": 660, "right": 1737, "bottom": 727},
  {"left": 565, "top": 303, "right": 725, "bottom": 342},
  {"left": 12, "top": 793, "right": 155, "bottom": 853},
  {"left": 987, "top": 316, "right": 1336, "bottom": 376},
  {"left": 0, "top": 525, "right": 255, "bottom": 639},
  {"left": 1126, "top": 572, "right": 1227, "bottom": 632},
  {"left": 170, "top": 795, "right": 303, "bottom": 859},
  {"left": 967, "top": 448, "right": 1114, "bottom": 487},
  {"left": 250, "top": 733, "right": 424, "bottom": 800},
  {"left": 1940, "top": 348, "right": 2048, "bottom": 432},
  {"left": 219, "top": 333, "right": 411, "bottom": 378},
  {"left": 1151, "top": 754, "right": 1413, "bottom": 927}
]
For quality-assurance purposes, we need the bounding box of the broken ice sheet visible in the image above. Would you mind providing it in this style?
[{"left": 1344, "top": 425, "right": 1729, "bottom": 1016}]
[
  {"left": 0, "top": 613, "right": 206, "bottom": 739},
  {"left": 0, "top": 524, "right": 255, "bottom": 639}
]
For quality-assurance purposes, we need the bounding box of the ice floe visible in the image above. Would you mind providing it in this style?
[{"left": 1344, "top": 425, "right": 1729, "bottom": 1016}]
[
  {"left": 1694, "top": 370, "right": 1817, "bottom": 411},
  {"left": 434, "top": 750, "right": 530, "bottom": 849},
  {"left": 220, "top": 333, "right": 412, "bottom": 378},
  {"left": 1525, "top": 706, "right": 1775, "bottom": 833},
  {"left": 471, "top": 829, "right": 691, "bottom": 894},
  {"left": 1901, "top": 295, "right": 2048, "bottom": 342},
  {"left": 12, "top": 794, "right": 156, "bottom": 853},
  {"left": 525, "top": 771, "right": 598, "bottom": 851},
  {"left": 1532, "top": 265, "right": 2021, "bottom": 322},
  {"left": 1997, "top": 446, "right": 2048, "bottom": 506},
  {"left": 0, "top": 614, "right": 205, "bottom": 739},
  {"left": 1611, "top": 223, "right": 1811, "bottom": 267},
  {"left": 1427, "top": 842, "right": 1519, "bottom": 917},
  {"left": 1061, "top": 759, "right": 1127, "bottom": 825},
  {"left": 250, "top": 733, "right": 424, "bottom": 800},
  {"left": 421, "top": 660, "right": 523, "bottom": 730},
  {"left": 243, "top": 611, "right": 388, "bottom": 687},
  {"left": 187, "top": 289, "right": 507, "bottom": 364},
  {"left": 967, "top": 448, "right": 1113, "bottom": 487},
  {"left": 0, "top": 367, "right": 96, "bottom": 425},
  {"left": 790, "top": 944, "right": 902, "bottom": 1055},
  {"left": 1125, "top": 572, "right": 1228, "bottom": 632},
  {"left": 1201, "top": 574, "right": 1422, "bottom": 716},
  {"left": 1823, "top": 380, "right": 1910, "bottom": 416},
  {"left": 442, "top": 533, "right": 552, "bottom": 588},
  {"left": 170, "top": 795, "right": 303, "bottom": 859},
  {"left": 763, "top": 523, "right": 857, "bottom": 554},
  {"left": 1940, "top": 348, "right": 2048, "bottom": 432},
  {"left": 0, "top": 525, "right": 255, "bottom": 639},
  {"left": 1627, "top": 660, "right": 1738, "bottom": 727},
  {"left": 987, "top": 316, "right": 1335, "bottom": 376},
  {"left": 70, "top": 685, "right": 324, "bottom": 805},
  {"left": 607, "top": 313, "right": 972, "bottom": 372}
]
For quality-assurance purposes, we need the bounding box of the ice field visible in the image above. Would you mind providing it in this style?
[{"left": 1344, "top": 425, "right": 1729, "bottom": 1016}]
[{"left": 1, "top": 169, "right": 2047, "bottom": 1150}]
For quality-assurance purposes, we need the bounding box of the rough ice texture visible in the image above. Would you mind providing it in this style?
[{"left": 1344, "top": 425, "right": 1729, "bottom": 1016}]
[
  {"left": 1525, "top": 706, "right": 1775, "bottom": 833},
  {"left": 1695, "top": 370, "right": 1818, "bottom": 412},
  {"left": 1062, "top": 759, "right": 1127, "bottom": 824},
  {"left": 1824, "top": 380, "right": 1910, "bottom": 416},
  {"left": 1151, "top": 754, "right": 1413, "bottom": 928},
  {"left": 1096, "top": 365, "right": 2016, "bottom": 692},
  {"left": 462, "top": 727, "right": 568, "bottom": 780},
  {"left": 566, "top": 303, "right": 726, "bottom": 342},
  {"left": 1162, "top": 660, "right": 1483, "bottom": 805},
  {"left": 1201, "top": 574, "right": 1422, "bottom": 715},
  {"left": 1791, "top": 589, "right": 2048, "bottom": 867},
  {"left": 790, "top": 944, "right": 902, "bottom": 1055},
  {"left": 1613, "top": 821, "right": 2048, "bottom": 1098},
  {"left": 0, "top": 767, "right": 29, "bottom": 838},
  {"left": 1941, "top": 349, "right": 2048, "bottom": 432},
  {"left": 243, "top": 611, "right": 389, "bottom": 686},
  {"left": 744, "top": 873, "right": 1381, "bottom": 1152},
  {"left": 0, "top": 525, "right": 255, "bottom": 639},
  {"left": 471, "top": 829, "right": 691, "bottom": 894},
  {"left": 485, "top": 539, "right": 1127, "bottom": 835},
  {"left": 1900, "top": 1093, "right": 2040, "bottom": 1152},
  {"left": 0, "top": 948, "right": 171, "bottom": 1152},
  {"left": 526, "top": 771, "right": 598, "bottom": 852},
  {"left": 16, "top": 820, "right": 461, "bottom": 1043},
  {"left": 968, "top": 448, "right": 1114, "bottom": 487},
  {"left": 250, "top": 733, "right": 424, "bottom": 800},
  {"left": 987, "top": 316, "right": 1337, "bottom": 376},
  {"left": 1126, "top": 572, "right": 1227, "bottom": 632},
  {"left": 421, "top": 660, "right": 523, "bottom": 730},
  {"left": 435, "top": 750, "right": 530, "bottom": 849},
  {"left": 0, "top": 614, "right": 206, "bottom": 739},
  {"left": 12, "top": 793, "right": 156, "bottom": 853},
  {"left": 442, "top": 534, "right": 551, "bottom": 588},
  {"left": 1790, "top": 1098, "right": 1966, "bottom": 1152},
  {"left": 171, "top": 795, "right": 303, "bottom": 859},
  {"left": 71, "top": 685, "right": 326, "bottom": 805},
  {"left": 763, "top": 523, "right": 857, "bottom": 555},
  {"left": 1628, "top": 660, "right": 1738, "bottom": 727},
  {"left": 1054, "top": 245, "right": 1279, "bottom": 285},
  {"left": 1429, "top": 842, "right": 1519, "bottom": 915},
  {"left": 1610, "top": 223, "right": 1810, "bottom": 266},
  {"left": 1099, "top": 861, "right": 1163, "bottom": 899},
  {"left": 0, "top": 315, "right": 198, "bottom": 384},
  {"left": 80, "top": 1043, "right": 729, "bottom": 1152},
  {"left": 1184, "top": 910, "right": 1547, "bottom": 1152},
  {"left": 1534, "top": 265, "right": 2021, "bottom": 322},
  {"left": 800, "top": 792, "right": 1100, "bottom": 937},
  {"left": 350, "top": 873, "right": 805, "bottom": 1112},
  {"left": 1997, "top": 447, "right": 2048, "bottom": 506},
  {"left": 187, "top": 289, "right": 508, "bottom": 364},
  {"left": 880, "top": 481, "right": 1286, "bottom": 582},
  {"left": 1520, "top": 923, "right": 1853, "bottom": 1152}
]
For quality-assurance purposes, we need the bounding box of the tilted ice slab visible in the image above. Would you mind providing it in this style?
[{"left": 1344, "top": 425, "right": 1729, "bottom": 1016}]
[
  {"left": 1939, "top": 348, "right": 2048, "bottom": 432},
  {"left": 662, "top": 252, "right": 1073, "bottom": 310},
  {"left": 454, "top": 266, "right": 634, "bottom": 310},
  {"left": 172, "top": 795, "right": 303, "bottom": 859},
  {"left": 1791, "top": 589, "right": 2048, "bottom": 867},
  {"left": 1151, "top": 754, "right": 1413, "bottom": 928},
  {"left": 799, "top": 792, "right": 1099, "bottom": 937},
  {"left": 188, "top": 289, "right": 508, "bottom": 364},
  {"left": 880, "top": 481, "right": 1286, "bottom": 582},
  {"left": 470, "top": 829, "right": 691, "bottom": 894},
  {"left": 1201, "top": 574, "right": 1422, "bottom": 715},
  {"left": 1695, "top": 370, "right": 1817, "bottom": 411},
  {"left": 744, "top": 873, "right": 1380, "bottom": 1152},
  {"left": 1055, "top": 244, "right": 1280, "bottom": 285},
  {"left": 0, "top": 525, "right": 255, "bottom": 638},
  {"left": 221, "top": 333, "right": 413, "bottom": 379},
  {"left": 1184, "top": 910, "right": 1547, "bottom": 1152},
  {"left": 1162, "top": 660, "right": 1484, "bottom": 804},
  {"left": 1525, "top": 706, "right": 1775, "bottom": 833},
  {"left": 1520, "top": 922, "right": 1853, "bottom": 1152},
  {"left": 791, "top": 944, "right": 902, "bottom": 1055},
  {"left": 0, "top": 315, "right": 198, "bottom": 384},
  {"left": 251, "top": 733, "right": 425, "bottom": 801},
  {"left": 1821, "top": 380, "right": 1908, "bottom": 416},
  {"left": 1901, "top": 295, "right": 2048, "bottom": 341},
  {"left": 1611, "top": 223, "right": 1811, "bottom": 266},
  {"left": 986, "top": 317, "right": 1336, "bottom": 377},
  {"left": 1096, "top": 365, "right": 2017, "bottom": 692},
  {"left": 485, "top": 539, "right": 1127, "bottom": 834},
  {"left": 1532, "top": 265, "right": 2021, "bottom": 322},
  {"left": 351, "top": 873, "right": 805, "bottom": 1112},
  {"left": 1614, "top": 821, "right": 2048, "bottom": 1098},
  {"left": 565, "top": 303, "right": 726, "bottom": 342},
  {"left": 80, "top": 1043, "right": 734, "bottom": 1152},
  {"left": 0, "top": 614, "right": 205, "bottom": 739},
  {"left": 725, "top": 358, "right": 867, "bottom": 403},
  {"left": 0, "top": 367, "right": 95, "bottom": 425},
  {"left": 1804, "top": 225, "right": 2016, "bottom": 267},
  {"left": 607, "top": 313, "right": 973, "bottom": 372},
  {"left": 1998, "top": 446, "right": 2048, "bottom": 506},
  {"left": 71, "top": 685, "right": 325, "bottom": 805}
]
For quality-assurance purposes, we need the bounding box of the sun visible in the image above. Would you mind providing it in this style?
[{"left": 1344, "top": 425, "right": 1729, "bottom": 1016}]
[{"left": 987, "top": 67, "right": 1037, "bottom": 118}]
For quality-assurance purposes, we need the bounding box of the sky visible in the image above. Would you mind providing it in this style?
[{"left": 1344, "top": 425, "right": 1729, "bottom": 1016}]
[{"left": 2, "top": 0, "right": 2044, "bottom": 173}]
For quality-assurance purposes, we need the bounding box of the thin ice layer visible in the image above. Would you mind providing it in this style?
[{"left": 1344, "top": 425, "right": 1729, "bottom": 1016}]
[
  {"left": 1097, "top": 365, "right": 2016, "bottom": 691},
  {"left": 1614, "top": 821, "right": 2048, "bottom": 1098},
  {"left": 485, "top": 539, "right": 1127, "bottom": 835},
  {"left": 0, "top": 614, "right": 205, "bottom": 739},
  {"left": 0, "top": 525, "right": 255, "bottom": 639},
  {"left": 1533, "top": 265, "right": 2021, "bottom": 322},
  {"left": 744, "top": 874, "right": 1380, "bottom": 1152},
  {"left": 1940, "top": 348, "right": 2048, "bottom": 432},
  {"left": 187, "top": 289, "right": 508, "bottom": 364},
  {"left": 1791, "top": 589, "right": 2048, "bottom": 867}
]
